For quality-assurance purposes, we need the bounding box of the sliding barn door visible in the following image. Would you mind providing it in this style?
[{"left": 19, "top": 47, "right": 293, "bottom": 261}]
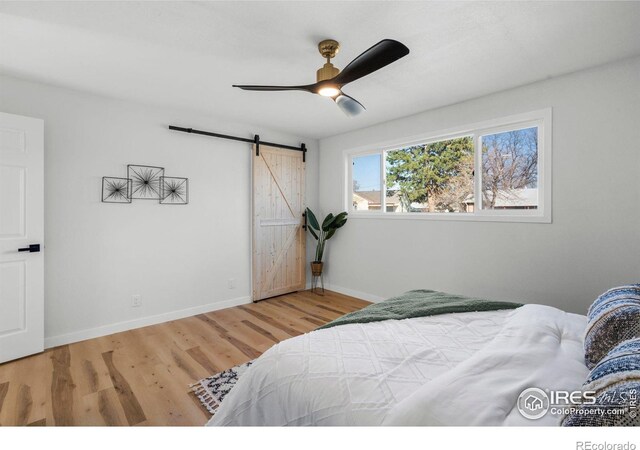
[{"left": 252, "top": 145, "right": 305, "bottom": 301}]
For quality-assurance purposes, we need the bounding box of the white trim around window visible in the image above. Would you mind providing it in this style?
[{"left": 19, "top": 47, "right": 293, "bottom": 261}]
[{"left": 344, "top": 108, "right": 552, "bottom": 223}]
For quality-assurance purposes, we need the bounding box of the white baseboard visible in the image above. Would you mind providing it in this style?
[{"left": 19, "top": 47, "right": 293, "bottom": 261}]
[
  {"left": 324, "top": 284, "right": 386, "bottom": 303},
  {"left": 44, "top": 295, "right": 252, "bottom": 348}
]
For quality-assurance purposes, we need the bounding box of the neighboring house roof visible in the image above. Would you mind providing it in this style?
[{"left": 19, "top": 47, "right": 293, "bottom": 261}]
[
  {"left": 353, "top": 190, "right": 380, "bottom": 204},
  {"left": 353, "top": 191, "right": 401, "bottom": 206},
  {"left": 464, "top": 188, "right": 538, "bottom": 207}
]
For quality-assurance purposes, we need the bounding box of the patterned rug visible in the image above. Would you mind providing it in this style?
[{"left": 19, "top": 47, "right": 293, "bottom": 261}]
[{"left": 189, "top": 361, "right": 253, "bottom": 416}]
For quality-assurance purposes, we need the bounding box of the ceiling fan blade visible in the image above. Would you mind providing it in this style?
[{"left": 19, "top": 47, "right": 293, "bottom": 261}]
[
  {"left": 334, "top": 93, "right": 366, "bottom": 117},
  {"left": 334, "top": 39, "right": 409, "bottom": 86},
  {"left": 232, "top": 84, "right": 316, "bottom": 92}
]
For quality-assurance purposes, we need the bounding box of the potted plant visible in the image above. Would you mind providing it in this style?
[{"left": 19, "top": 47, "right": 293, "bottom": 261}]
[{"left": 305, "top": 207, "right": 348, "bottom": 276}]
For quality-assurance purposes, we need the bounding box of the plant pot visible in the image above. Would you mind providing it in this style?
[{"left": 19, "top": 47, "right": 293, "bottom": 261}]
[{"left": 310, "top": 261, "right": 324, "bottom": 276}]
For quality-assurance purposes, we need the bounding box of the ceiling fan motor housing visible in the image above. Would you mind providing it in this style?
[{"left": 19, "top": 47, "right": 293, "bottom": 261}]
[
  {"left": 317, "top": 63, "right": 339, "bottom": 82},
  {"left": 317, "top": 39, "right": 341, "bottom": 82}
]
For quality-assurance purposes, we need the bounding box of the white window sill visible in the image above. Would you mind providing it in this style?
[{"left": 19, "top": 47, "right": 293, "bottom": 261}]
[{"left": 347, "top": 212, "right": 551, "bottom": 224}]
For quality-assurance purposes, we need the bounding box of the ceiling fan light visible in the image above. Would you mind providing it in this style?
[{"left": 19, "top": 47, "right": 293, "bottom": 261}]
[
  {"left": 335, "top": 94, "right": 365, "bottom": 117},
  {"left": 318, "top": 86, "right": 341, "bottom": 97}
]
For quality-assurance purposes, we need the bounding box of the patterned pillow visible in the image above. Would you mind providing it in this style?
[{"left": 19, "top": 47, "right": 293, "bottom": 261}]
[
  {"left": 584, "top": 284, "right": 640, "bottom": 369},
  {"left": 562, "top": 338, "right": 640, "bottom": 426}
]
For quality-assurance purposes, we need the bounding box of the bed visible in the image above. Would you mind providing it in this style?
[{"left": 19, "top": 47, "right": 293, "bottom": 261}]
[{"left": 206, "top": 290, "right": 589, "bottom": 426}]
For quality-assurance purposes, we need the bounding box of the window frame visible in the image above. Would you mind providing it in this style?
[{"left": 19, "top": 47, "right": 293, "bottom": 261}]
[{"left": 345, "top": 108, "right": 552, "bottom": 223}]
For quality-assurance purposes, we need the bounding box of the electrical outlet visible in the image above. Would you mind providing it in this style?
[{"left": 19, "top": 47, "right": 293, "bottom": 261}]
[
  {"left": 132, "top": 294, "right": 141, "bottom": 307},
  {"left": 228, "top": 278, "right": 236, "bottom": 289}
]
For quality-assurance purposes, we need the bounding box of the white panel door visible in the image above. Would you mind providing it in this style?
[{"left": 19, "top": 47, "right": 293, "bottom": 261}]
[{"left": 0, "top": 112, "right": 44, "bottom": 363}]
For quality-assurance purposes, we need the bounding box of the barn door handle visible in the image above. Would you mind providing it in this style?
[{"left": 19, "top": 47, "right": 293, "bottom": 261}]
[
  {"left": 302, "top": 212, "right": 307, "bottom": 230},
  {"left": 18, "top": 244, "right": 40, "bottom": 253}
]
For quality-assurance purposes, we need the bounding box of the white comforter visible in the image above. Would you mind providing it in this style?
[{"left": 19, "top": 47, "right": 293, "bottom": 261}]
[{"left": 208, "top": 305, "right": 588, "bottom": 426}]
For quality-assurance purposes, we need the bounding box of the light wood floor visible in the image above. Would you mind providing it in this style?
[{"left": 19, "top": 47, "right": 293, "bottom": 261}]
[{"left": 0, "top": 290, "right": 369, "bottom": 426}]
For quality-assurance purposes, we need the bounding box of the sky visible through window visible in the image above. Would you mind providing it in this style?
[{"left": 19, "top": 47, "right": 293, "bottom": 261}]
[{"left": 353, "top": 154, "right": 381, "bottom": 191}]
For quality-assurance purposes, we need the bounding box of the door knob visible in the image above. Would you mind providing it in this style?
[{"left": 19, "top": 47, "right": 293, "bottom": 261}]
[{"left": 18, "top": 244, "right": 40, "bottom": 253}]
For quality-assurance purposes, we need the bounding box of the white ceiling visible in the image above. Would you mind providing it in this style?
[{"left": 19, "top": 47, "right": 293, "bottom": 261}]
[{"left": 1, "top": 1, "right": 640, "bottom": 139}]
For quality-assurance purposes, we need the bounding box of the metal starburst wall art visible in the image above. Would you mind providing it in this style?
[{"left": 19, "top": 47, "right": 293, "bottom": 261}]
[
  {"left": 101, "top": 177, "right": 132, "bottom": 203},
  {"left": 128, "top": 165, "right": 164, "bottom": 200},
  {"left": 101, "top": 165, "right": 188, "bottom": 205},
  {"left": 160, "top": 177, "right": 189, "bottom": 204}
]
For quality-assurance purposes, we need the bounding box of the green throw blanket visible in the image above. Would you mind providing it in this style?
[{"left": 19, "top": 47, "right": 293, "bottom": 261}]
[{"left": 319, "top": 289, "right": 522, "bottom": 330}]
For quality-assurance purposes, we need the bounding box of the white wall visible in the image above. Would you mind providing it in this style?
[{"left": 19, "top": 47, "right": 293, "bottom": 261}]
[
  {"left": 0, "top": 74, "right": 319, "bottom": 346},
  {"left": 2, "top": 55, "right": 638, "bottom": 346},
  {"left": 319, "top": 57, "right": 640, "bottom": 314}
]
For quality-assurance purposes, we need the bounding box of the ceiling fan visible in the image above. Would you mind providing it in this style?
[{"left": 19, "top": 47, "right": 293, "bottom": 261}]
[{"left": 233, "top": 39, "right": 410, "bottom": 117}]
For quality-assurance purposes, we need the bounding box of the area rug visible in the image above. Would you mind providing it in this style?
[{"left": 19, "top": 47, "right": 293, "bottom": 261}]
[{"left": 189, "top": 361, "right": 253, "bottom": 415}]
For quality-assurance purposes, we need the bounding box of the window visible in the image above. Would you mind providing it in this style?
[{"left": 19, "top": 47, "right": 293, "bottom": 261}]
[
  {"left": 385, "top": 136, "right": 474, "bottom": 214},
  {"left": 480, "top": 127, "right": 538, "bottom": 211},
  {"left": 352, "top": 154, "right": 382, "bottom": 211},
  {"left": 347, "top": 109, "right": 551, "bottom": 222}
]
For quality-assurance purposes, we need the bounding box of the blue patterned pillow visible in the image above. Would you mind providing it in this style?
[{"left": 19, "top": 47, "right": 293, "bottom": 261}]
[
  {"left": 563, "top": 338, "right": 640, "bottom": 426},
  {"left": 584, "top": 285, "right": 640, "bottom": 368}
]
